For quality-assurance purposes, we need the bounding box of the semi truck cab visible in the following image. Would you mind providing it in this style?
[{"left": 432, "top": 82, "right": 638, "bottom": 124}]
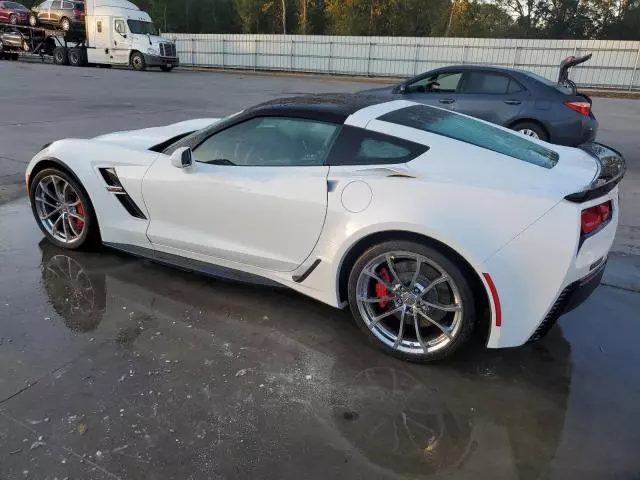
[{"left": 86, "top": 0, "right": 178, "bottom": 71}]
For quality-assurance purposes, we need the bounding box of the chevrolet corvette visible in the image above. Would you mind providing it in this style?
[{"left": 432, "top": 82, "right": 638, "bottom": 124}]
[{"left": 25, "top": 94, "right": 626, "bottom": 361}]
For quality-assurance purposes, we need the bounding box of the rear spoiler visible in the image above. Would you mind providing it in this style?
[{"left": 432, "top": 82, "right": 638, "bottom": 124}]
[
  {"left": 558, "top": 53, "right": 592, "bottom": 95},
  {"left": 565, "top": 142, "right": 626, "bottom": 203}
]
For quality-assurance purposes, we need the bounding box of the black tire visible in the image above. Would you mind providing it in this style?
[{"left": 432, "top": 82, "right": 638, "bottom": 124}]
[
  {"left": 60, "top": 16, "right": 70, "bottom": 31},
  {"left": 347, "top": 240, "right": 477, "bottom": 362},
  {"left": 511, "top": 121, "right": 548, "bottom": 142},
  {"left": 160, "top": 65, "right": 173, "bottom": 72},
  {"left": 29, "top": 13, "right": 37, "bottom": 26},
  {"left": 11, "top": 53, "right": 19, "bottom": 61},
  {"left": 53, "top": 46, "right": 68, "bottom": 65},
  {"left": 9, "top": 14, "right": 17, "bottom": 24},
  {"left": 130, "top": 51, "right": 146, "bottom": 71},
  {"left": 67, "top": 47, "right": 86, "bottom": 67},
  {"left": 29, "top": 167, "right": 101, "bottom": 250}
]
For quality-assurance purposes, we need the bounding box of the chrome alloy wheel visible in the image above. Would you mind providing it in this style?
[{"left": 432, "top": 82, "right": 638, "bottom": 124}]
[
  {"left": 355, "top": 252, "right": 464, "bottom": 355},
  {"left": 34, "top": 175, "right": 86, "bottom": 245},
  {"left": 518, "top": 128, "right": 539, "bottom": 139}
]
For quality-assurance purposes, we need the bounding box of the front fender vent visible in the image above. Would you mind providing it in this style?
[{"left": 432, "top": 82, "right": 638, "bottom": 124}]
[{"left": 99, "top": 168, "right": 147, "bottom": 220}]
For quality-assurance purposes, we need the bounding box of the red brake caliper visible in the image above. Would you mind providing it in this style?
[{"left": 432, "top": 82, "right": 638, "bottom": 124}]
[
  {"left": 375, "top": 268, "right": 392, "bottom": 308},
  {"left": 75, "top": 202, "right": 85, "bottom": 230}
]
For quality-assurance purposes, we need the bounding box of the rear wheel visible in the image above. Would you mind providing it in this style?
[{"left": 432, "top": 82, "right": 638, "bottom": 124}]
[
  {"left": 68, "top": 47, "right": 86, "bottom": 66},
  {"left": 512, "top": 121, "right": 548, "bottom": 142},
  {"left": 29, "top": 13, "right": 37, "bottom": 26},
  {"left": 30, "top": 168, "right": 100, "bottom": 250},
  {"left": 9, "top": 14, "right": 17, "bottom": 24},
  {"left": 60, "top": 17, "right": 70, "bottom": 31},
  {"left": 53, "top": 46, "right": 68, "bottom": 65},
  {"left": 348, "top": 241, "right": 476, "bottom": 362},
  {"left": 131, "top": 52, "right": 146, "bottom": 71}
]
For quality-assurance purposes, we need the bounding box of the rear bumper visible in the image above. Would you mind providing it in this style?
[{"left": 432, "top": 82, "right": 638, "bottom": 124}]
[
  {"left": 143, "top": 54, "right": 179, "bottom": 67},
  {"left": 549, "top": 115, "right": 598, "bottom": 146},
  {"left": 527, "top": 258, "right": 606, "bottom": 342}
]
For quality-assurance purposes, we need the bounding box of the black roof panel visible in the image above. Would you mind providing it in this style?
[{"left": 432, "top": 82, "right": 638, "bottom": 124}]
[{"left": 247, "top": 93, "right": 389, "bottom": 123}]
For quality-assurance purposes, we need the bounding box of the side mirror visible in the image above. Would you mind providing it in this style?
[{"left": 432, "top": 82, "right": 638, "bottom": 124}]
[{"left": 170, "top": 147, "right": 193, "bottom": 169}]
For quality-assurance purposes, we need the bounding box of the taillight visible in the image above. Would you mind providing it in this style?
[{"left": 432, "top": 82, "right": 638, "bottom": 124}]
[
  {"left": 581, "top": 201, "right": 612, "bottom": 235},
  {"left": 564, "top": 101, "right": 591, "bottom": 116}
]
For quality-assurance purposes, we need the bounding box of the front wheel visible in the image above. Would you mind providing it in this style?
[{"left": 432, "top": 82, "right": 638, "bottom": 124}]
[
  {"left": 29, "top": 168, "right": 100, "bottom": 250},
  {"left": 130, "top": 52, "right": 146, "bottom": 71},
  {"left": 29, "top": 13, "right": 37, "bottom": 26},
  {"left": 348, "top": 241, "right": 476, "bottom": 362},
  {"left": 60, "top": 17, "right": 70, "bottom": 31},
  {"left": 9, "top": 14, "right": 17, "bottom": 24}
]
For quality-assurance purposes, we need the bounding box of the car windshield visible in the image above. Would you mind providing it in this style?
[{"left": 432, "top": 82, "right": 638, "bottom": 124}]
[
  {"left": 5, "top": 1, "right": 28, "bottom": 9},
  {"left": 379, "top": 105, "right": 559, "bottom": 169},
  {"left": 127, "top": 20, "right": 159, "bottom": 35}
]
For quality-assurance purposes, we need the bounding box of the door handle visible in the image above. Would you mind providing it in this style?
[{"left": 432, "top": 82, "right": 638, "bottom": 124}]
[
  {"left": 439, "top": 98, "right": 455, "bottom": 104},
  {"left": 504, "top": 100, "right": 522, "bottom": 105}
]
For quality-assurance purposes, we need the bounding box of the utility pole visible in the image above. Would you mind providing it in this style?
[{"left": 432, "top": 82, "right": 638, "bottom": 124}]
[
  {"left": 282, "top": 0, "right": 287, "bottom": 34},
  {"left": 445, "top": 0, "right": 456, "bottom": 37}
]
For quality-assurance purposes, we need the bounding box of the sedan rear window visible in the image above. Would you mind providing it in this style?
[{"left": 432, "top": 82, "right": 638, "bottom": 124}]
[{"left": 379, "top": 105, "right": 558, "bottom": 169}]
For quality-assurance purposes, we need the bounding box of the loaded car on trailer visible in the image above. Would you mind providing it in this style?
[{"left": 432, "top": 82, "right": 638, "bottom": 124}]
[{"left": 0, "top": 0, "right": 178, "bottom": 71}]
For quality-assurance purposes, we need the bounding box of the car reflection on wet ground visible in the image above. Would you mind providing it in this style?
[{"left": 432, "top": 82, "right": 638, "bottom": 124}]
[{"left": 1, "top": 198, "right": 640, "bottom": 479}]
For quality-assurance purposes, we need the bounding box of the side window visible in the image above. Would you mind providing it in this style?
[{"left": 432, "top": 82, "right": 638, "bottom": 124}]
[
  {"left": 114, "top": 19, "right": 125, "bottom": 34},
  {"left": 51, "top": 1, "right": 61, "bottom": 8},
  {"left": 463, "top": 72, "right": 513, "bottom": 94},
  {"left": 407, "top": 71, "right": 462, "bottom": 94},
  {"left": 192, "top": 117, "right": 340, "bottom": 167},
  {"left": 62, "top": 1, "right": 73, "bottom": 8},
  {"left": 326, "top": 126, "right": 428, "bottom": 166},
  {"left": 508, "top": 79, "right": 525, "bottom": 93},
  {"left": 96, "top": 20, "right": 102, "bottom": 33},
  {"left": 40, "top": 1, "right": 52, "bottom": 8}
]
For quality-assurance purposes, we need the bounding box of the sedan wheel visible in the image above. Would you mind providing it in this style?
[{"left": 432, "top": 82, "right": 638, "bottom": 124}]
[
  {"left": 60, "top": 17, "right": 70, "bottom": 31},
  {"left": 348, "top": 241, "right": 476, "bottom": 362},
  {"left": 10, "top": 14, "right": 17, "bottom": 24},
  {"left": 519, "top": 128, "right": 540, "bottom": 139},
  {"left": 29, "top": 14, "right": 37, "bottom": 26}
]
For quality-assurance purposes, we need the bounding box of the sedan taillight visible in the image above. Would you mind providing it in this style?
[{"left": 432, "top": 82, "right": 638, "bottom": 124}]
[
  {"left": 581, "top": 201, "right": 612, "bottom": 235},
  {"left": 564, "top": 101, "right": 591, "bottom": 116}
]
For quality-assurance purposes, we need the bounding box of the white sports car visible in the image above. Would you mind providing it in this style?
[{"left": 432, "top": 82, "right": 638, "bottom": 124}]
[{"left": 25, "top": 94, "right": 625, "bottom": 361}]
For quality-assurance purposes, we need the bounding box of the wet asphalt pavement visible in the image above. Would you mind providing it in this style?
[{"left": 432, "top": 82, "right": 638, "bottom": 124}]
[{"left": 2, "top": 62, "right": 640, "bottom": 479}]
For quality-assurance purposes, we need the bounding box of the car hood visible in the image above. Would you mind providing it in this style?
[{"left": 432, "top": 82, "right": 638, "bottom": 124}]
[{"left": 93, "top": 118, "right": 220, "bottom": 150}]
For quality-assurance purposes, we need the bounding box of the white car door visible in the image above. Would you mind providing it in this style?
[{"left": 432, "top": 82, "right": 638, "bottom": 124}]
[
  {"left": 142, "top": 116, "right": 340, "bottom": 272},
  {"left": 111, "top": 18, "right": 130, "bottom": 64}
]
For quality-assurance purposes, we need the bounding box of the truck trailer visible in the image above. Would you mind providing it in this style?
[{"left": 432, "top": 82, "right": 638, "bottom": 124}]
[{"left": 0, "top": 0, "right": 178, "bottom": 71}]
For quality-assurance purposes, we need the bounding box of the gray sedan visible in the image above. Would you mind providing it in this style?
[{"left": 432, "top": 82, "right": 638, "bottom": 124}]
[{"left": 360, "top": 62, "right": 597, "bottom": 146}]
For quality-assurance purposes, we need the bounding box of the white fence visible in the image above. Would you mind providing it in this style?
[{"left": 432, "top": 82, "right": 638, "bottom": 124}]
[{"left": 166, "top": 34, "right": 640, "bottom": 91}]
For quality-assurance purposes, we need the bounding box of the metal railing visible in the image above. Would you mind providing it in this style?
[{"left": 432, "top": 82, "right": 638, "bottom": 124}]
[{"left": 165, "top": 34, "right": 640, "bottom": 91}]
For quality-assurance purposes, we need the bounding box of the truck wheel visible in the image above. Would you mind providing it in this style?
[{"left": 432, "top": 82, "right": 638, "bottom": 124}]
[
  {"left": 53, "top": 47, "right": 68, "bottom": 65},
  {"left": 29, "top": 14, "right": 37, "bottom": 26},
  {"left": 68, "top": 48, "right": 86, "bottom": 67},
  {"left": 131, "top": 52, "right": 146, "bottom": 71},
  {"left": 160, "top": 65, "right": 173, "bottom": 72}
]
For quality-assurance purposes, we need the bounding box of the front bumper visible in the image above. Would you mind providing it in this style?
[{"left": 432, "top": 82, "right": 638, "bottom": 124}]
[
  {"left": 143, "top": 54, "right": 179, "bottom": 68},
  {"left": 527, "top": 258, "right": 606, "bottom": 342}
]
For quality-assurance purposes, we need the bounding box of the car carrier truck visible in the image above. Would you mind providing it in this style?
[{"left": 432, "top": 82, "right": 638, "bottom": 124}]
[{"left": 0, "top": 0, "right": 178, "bottom": 71}]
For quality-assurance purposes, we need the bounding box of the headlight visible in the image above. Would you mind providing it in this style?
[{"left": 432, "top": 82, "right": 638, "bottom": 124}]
[{"left": 147, "top": 47, "right": 159, "bottom": 55}]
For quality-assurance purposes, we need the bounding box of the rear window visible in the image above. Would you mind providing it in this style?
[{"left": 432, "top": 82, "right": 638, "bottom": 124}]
[
  {"left": 520, "top": 70, "right": 572, "bottom": 95},
  {"left": 379, "top": 105, "right": 558, "bottom": 169}
]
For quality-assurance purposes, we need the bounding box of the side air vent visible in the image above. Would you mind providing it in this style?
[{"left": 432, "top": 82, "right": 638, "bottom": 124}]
[
  {"left": 115, "top": 193, "right": 147, "bottom": 220},
  {"left": 99, "top": 168, "right": 147, "bottom": 220}
]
